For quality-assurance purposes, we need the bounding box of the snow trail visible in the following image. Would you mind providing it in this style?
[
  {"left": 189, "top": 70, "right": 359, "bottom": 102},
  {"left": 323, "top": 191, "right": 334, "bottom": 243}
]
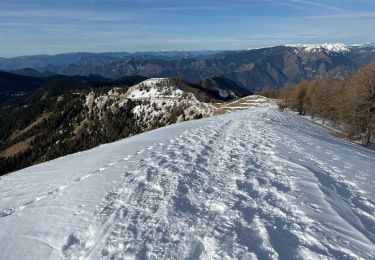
[{"left": 1, "top": 106, "right": 374, "bottom": 259}]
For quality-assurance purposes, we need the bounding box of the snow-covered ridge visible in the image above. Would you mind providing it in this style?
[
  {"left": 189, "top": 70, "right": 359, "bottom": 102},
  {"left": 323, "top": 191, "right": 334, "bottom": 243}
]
[
  {"left": 1, "top": 106, "right": 374, "bottom": 259},
  {"left": 85, "top": 78, "right": 216, "bottom": 130},
  {"left": 126, "top": 78, "right": 190, "bottom": 100},
  {"left": 287, "top": 43, "right": 350, "bottom": 54},
  {"left": 127, "top": 78, "right": 215, "bottom": 122}
]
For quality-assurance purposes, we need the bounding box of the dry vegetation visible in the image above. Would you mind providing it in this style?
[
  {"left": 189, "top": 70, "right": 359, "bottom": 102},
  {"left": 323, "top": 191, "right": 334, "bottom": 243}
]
[
  {"left": 214, "top": 95, "right": 274, "bottom": 115},
  {"left": 9, "top": 113, "right": 51, "bottom": 141},
  {"left": 263, "top": 61, "right": 375, "bottom": 146},
  {"left": 0, "top": 136, "right": 35, "bottom": 157}
]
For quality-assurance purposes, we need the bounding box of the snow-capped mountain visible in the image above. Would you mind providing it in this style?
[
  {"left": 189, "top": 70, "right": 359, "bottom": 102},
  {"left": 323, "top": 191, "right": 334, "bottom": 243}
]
[
  {"left": 288, "top": 43, "right": 350, "bottom": 54},
  {"left": 0, "top": 103, "right": 374, "bottom": 259}
]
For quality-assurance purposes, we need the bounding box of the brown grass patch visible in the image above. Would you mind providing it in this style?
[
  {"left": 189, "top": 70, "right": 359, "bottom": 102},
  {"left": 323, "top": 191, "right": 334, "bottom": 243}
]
[
  {"left": 1, "top": 136, "right": 35, "bottom": 157},
  {"left": 10, "top": 112, "right": 52, "bottom": 141}
]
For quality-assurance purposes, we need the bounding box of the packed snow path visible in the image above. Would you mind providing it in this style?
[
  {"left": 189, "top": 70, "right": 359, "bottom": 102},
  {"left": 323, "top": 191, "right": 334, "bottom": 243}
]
[{"left": 1, "top": 106, "right": 375, "bottom": 259}]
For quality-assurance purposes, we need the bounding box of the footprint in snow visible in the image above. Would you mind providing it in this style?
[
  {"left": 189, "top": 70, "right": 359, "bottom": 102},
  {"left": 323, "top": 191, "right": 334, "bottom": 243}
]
[
  {"left": 309, "top": 204, "right": 322, "bottom": 212},
  {"left": 75, "top": 174, "right": 91, "bottom": 182},
  {"left": 0, "top": 208, "right": 15, "bottom": 217},
  {"left": 122, "top": 155, "right": 132, "bottom": 161},
  {"left": 48, "top": 188, "right": 60, "bottom": 195},
  {"left": 73, "top": 205, "right": 85, "bottom": 216}
]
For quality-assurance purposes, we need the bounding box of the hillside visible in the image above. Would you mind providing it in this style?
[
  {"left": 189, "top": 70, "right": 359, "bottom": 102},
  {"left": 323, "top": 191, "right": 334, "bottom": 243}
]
[
  {"left": 0, "top": 71, "right": 44, "bottom": 92},
  {"left": 199, "top": 76, "right": 252, "bottom": 98},
  {"left": 0, "top": 71, "right": 45, "bottom": 104},
  {"left": 0, "top": 105, "right": 374, "bottom": 259},
  {"left": 0, "top": 78, "right": 222, "bottom": 175}
]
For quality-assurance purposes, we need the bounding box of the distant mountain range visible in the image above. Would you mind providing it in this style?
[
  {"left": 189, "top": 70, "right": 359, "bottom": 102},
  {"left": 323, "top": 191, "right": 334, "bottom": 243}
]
[
  {"left": 0, "top": 70, "right": 249, "bottom": 108},
  {"left": 0, "top": 51, "right": 220, "bottom": 72},
  {"left": 2, "top": 43, "right": 375, "bottom": 93}
]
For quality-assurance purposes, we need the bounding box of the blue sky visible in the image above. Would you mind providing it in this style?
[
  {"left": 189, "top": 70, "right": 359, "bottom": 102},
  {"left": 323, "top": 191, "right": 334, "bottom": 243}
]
[{"left": 1, "top": 0, "right": 375, "bottom": 57}]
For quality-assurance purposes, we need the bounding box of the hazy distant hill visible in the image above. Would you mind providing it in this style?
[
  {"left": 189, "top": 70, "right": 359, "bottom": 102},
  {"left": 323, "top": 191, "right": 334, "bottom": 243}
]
[
  {"left": 0, "top": 51, "right": 220, "bottom": 71},
  {"left": 199, "top": 76, "right": 252, "bottom": 98},
  {"left": 0, "top": 71, "right": 45, "bottom": 104},
  {"left": 0, "top": 71, "right": 44, "bottom": 93},
  {"left": 12, "top": 68, "right": 57, "bottom": 78}
]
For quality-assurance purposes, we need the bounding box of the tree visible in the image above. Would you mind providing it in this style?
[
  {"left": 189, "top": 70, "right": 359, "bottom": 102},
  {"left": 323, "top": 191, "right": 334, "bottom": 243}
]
[
  {"left": 290, "top": 82, "right": 308, "bottom": 115},
  {"left": 271, "top": 61, "right": 375, "bottom": 147},
  {"left": 349, "top": 62, "right": 375, "bottom": 146}
]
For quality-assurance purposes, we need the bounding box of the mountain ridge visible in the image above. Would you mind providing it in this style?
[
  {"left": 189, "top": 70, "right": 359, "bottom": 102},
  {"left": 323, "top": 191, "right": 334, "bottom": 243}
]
[{"left": 2, "top": 43, "right": 374, "bottom": 93}]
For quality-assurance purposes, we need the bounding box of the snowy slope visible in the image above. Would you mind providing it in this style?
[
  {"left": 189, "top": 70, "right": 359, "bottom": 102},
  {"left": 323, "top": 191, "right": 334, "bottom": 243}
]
[{"left": 1, "top": 105, "right": 375, "bottom": 259}]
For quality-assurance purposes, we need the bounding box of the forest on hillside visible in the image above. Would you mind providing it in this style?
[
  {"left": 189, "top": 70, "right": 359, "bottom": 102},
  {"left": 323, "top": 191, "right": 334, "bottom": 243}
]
[
  {"left": 263, "top": 62, "right": 375, "bottom": 146},
  {"left": 0, "top": 76, "right": 226, "bottom": 176}
]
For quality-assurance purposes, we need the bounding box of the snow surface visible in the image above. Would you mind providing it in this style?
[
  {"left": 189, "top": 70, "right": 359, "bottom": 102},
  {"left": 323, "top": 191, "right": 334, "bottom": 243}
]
[
  {"left": 1, "top": 106, "right": 375, "bottom": 259},
  {"left": 126, "top": 78, "right": 187, "bottom": 100}
]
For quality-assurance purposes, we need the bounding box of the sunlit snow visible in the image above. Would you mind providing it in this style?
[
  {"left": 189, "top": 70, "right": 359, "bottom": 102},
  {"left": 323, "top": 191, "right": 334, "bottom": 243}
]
[{"left": 0, "top": 105, "right": 374, "bottom": 259}]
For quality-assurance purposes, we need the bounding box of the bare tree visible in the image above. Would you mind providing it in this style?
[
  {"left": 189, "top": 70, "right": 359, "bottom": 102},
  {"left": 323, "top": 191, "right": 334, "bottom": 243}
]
[{"left": 350, "top": 62, "right": 375, "bottom": 145}]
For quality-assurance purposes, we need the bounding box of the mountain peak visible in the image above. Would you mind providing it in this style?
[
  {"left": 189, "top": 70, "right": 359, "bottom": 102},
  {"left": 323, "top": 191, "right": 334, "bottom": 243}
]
[{"left": 287, "top": 43, "right": 350, "bottom": 54}]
